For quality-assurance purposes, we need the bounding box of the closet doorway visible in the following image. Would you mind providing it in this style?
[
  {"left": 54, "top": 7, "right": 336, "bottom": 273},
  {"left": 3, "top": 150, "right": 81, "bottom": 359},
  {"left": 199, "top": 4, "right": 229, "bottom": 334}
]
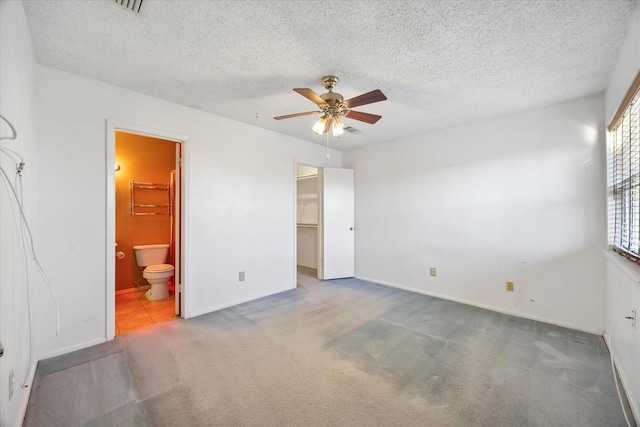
[
  {"left": 296, "top": 163, "right": 355, "bottom": 281},
  {"left": 296, "top": 164, "right": 319, "bottom": 278}
]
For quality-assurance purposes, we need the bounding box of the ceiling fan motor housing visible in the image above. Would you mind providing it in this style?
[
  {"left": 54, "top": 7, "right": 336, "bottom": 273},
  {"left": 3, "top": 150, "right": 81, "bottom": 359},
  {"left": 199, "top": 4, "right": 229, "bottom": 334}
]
[
  {"left": 321, "top": 75, "right": 339, "bottom": 91},
  {"left": 320, "top": 92, "right": 343, "bottom": 104},
  {"left": 320, "top": 91, "right": 348, "bottom": 116}
]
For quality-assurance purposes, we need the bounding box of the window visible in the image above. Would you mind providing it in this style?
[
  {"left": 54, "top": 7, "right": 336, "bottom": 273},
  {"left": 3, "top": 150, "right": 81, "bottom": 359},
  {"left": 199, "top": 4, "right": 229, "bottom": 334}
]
[{"left": 610, "top": 73, "right": 640, "bottom": 261}]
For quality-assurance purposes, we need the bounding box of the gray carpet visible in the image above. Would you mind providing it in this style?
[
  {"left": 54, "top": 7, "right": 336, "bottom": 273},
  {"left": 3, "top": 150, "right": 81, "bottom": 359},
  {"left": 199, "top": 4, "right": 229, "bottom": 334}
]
[{"left": 24, "top": 270, "right": 630, "bottom": 426}]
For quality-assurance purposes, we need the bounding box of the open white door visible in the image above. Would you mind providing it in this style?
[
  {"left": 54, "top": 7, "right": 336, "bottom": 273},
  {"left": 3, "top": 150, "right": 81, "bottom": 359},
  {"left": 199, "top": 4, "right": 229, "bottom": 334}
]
[
  {"left": 318, "top": 167, "right": 355, "bottom": 280},
  {"left": 173, "top": 150, "right": 182, "bottom": 316}
]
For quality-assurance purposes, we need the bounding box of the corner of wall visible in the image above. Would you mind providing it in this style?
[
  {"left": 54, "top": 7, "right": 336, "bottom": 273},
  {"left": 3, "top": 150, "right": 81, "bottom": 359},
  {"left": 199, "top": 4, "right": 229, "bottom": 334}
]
[
  {"left": 0, "top": 2, "right": 40, "bottom": 426},
  {"left": 603, "top": 2, "right": 640, "bottom": 421},
  {"left": 605, "top": 2, "right": 640, "bottom": 122}
]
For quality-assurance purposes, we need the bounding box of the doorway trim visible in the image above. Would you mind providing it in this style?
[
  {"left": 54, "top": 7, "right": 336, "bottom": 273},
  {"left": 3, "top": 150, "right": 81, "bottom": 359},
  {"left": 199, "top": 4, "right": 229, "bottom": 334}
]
[{"left": 106, "top": 120, "right": 190, "bottom": 340}]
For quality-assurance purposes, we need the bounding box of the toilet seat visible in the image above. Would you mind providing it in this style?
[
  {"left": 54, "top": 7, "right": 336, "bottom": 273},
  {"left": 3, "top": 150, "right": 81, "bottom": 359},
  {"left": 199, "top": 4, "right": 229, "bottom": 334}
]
[
  {"left": 144, "top": 264, "right": 174, "bottom": 273},
  {"left": 142, "top": 264, "right": 174, "bottom": 300}
]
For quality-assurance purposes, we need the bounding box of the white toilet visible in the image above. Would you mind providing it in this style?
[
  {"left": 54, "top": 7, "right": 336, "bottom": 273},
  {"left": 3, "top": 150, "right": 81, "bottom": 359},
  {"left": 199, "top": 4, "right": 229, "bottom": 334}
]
[{"left": 133, "top": 244, "right": 174, "bottom": 300}]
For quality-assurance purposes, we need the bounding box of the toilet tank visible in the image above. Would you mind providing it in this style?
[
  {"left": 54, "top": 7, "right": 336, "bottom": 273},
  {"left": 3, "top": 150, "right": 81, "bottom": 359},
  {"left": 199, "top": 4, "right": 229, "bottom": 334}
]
[{"left": 133, "top": 244, "right": 170, "bottom": 267}]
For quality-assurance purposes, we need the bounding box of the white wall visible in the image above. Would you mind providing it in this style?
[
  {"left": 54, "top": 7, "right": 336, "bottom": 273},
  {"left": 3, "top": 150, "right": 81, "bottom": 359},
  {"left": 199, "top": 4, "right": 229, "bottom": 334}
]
[
  {"left": 32, "top": 66, "right": 341, "bottom": 358},
  {"left": 1, "top": 5, "right": 341, "bottom": 423},
  {"left": 0, "top": 2, "right": 39, "bottom": 426},
  {"left": 1, "top": 2, "right": 343, "bottom": 422},
  {"left": 343, "top": 93, "right": 607, "bottom": 334},
  {"left": 604, "top": 253, "right": 640, "bottom": 422},
  {"left": 603, "top": 2, "right": 640, "bottom": 421}
]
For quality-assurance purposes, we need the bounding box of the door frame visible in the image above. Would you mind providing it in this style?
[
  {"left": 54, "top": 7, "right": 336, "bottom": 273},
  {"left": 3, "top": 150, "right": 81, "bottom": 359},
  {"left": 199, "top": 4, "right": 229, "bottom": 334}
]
[{"left": 106, "top": 120, "right": 189, "bottom": 340}]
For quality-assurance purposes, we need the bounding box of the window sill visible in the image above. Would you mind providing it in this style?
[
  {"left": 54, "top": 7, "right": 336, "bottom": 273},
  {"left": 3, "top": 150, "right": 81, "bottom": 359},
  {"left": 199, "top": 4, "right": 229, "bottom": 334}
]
[{"left": 603, "top": 249, "right": 640, "bottom": 284}]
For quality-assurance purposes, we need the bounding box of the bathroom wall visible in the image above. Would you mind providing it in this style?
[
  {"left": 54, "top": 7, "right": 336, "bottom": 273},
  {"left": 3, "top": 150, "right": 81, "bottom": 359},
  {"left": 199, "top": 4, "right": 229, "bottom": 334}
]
[{"left": 115, "top": 132, "right": 176, "bottom": 292}]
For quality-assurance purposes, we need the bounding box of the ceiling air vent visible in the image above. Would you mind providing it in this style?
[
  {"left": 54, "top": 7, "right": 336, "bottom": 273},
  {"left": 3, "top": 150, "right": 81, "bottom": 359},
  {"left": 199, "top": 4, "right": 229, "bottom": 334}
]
[
  {"left": 111, "top": 0, "right": 149, "bottom": 17},
  {"left": 344, "top": 126, "right": 360, "bottom": 133}
]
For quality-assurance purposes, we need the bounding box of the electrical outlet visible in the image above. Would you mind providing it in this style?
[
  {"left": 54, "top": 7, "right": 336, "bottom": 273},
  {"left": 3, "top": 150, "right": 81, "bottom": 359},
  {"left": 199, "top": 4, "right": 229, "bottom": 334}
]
[
  {"left": 239, "top": 271, "right": 245, "bottom": 282},
  {"left": 506, "top": 281, "right": 514, "bottom": 292},
  {"left": 9, "top": 368, "right": 14, "bottom": 401},
  {"left": 430, "top": 267, "right": 436, "bottom": 277}
]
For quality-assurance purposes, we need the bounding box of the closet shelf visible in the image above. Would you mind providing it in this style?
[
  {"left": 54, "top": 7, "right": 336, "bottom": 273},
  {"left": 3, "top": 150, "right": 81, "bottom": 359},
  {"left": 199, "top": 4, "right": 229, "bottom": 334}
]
[
  {"left": 297, "top": 223, "right": 318, "bottom": 228},
  {"left": 297, "top": 174, "right": 318, "bottom": 180}
]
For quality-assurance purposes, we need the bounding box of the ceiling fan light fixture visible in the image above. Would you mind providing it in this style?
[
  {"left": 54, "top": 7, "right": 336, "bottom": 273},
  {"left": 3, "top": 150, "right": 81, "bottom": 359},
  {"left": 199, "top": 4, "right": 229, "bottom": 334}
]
[
  {"left": 312, "top": 115, "right": 327, "bottom": 134},
  {"left": 332, "top": 115, "right": 344, "bottom": 137},
  {"left": 274, "top": 76, "right": 387, "bottom": 137}
]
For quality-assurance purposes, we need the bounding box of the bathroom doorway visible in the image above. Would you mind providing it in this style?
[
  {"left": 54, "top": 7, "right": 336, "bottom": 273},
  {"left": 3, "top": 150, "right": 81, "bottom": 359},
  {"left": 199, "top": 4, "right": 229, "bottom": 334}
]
[{"left": 106, "top": 121, "right": 187, "bottom": 339}]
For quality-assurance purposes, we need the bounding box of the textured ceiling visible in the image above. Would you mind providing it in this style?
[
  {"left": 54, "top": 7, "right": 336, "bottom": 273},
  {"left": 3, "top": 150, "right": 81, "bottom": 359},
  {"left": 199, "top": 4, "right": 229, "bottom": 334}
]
[{"left": 22, "top": 0, "right": 638, "bottom": 150}]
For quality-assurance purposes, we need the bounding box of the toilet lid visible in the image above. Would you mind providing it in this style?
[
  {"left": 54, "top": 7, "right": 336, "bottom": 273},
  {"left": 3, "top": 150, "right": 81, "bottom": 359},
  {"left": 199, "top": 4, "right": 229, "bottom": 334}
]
[{"left": 145, "top": 264, "right": 174, "bottom": 273}]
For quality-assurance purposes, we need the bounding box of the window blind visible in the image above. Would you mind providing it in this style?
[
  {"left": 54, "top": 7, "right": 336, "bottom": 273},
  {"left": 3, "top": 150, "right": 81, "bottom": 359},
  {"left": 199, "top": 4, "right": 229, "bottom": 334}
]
[{"left": 611, "top": 74, "right": 640, "bottom": 261}]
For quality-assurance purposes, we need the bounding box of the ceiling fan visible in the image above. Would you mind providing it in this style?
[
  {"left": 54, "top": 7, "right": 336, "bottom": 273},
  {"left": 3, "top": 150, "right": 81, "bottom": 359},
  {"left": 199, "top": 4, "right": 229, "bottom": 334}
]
[{"left": 273, "top": 76, "right": 387, "bottom": 137}]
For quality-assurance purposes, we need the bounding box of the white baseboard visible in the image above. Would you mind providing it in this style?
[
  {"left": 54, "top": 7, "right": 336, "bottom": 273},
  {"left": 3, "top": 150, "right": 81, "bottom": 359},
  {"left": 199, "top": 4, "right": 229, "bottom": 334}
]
[
  {"left": 187, "top": 285, "right": 296, "bottom": 320},
  {"left": 38, "top": 337, "right": 107, "bottom": 361},
  {"left": 355, "top": 275, "right": 604, "bottom": 336},
  {"left": 15, "top": 359, "right": 37, "bottom": 427},
  {"left": 603, "top": 332, "right": 640, "bottom": 425}
]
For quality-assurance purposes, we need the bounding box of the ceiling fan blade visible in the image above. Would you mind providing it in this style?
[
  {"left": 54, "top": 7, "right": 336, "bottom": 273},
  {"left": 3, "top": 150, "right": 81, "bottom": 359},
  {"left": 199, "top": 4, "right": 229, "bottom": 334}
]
[
  {"left": 293, "top": 88, "right": 326, "bottom": 105},
  {"left": 273, "top": 111, "right": 319, "bottom": 120},
  {"left": 344, "top": 89, "right": 387, "bottom": 108},
  {"left": 346, "top": 110, "right": 382, "bottom": 124}
]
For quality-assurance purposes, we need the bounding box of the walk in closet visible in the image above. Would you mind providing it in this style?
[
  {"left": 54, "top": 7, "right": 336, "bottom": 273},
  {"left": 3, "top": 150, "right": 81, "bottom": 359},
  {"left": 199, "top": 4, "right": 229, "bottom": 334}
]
[{"left": 297, "top": 165, "right": 318, "bottom": 269}]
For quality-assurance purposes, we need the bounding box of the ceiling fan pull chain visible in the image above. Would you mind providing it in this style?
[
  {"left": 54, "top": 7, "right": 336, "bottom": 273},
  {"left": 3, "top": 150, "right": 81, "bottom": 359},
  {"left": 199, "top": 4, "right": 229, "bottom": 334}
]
[{"left": 326, "top": 131, "right": 330, "bottom": 159}]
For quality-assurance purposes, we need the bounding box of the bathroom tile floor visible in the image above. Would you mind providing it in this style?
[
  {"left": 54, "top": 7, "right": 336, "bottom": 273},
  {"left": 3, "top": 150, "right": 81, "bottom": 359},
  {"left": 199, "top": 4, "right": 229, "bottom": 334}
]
[{"left": 115, "top": 287, "right": 177, "bottom": 335}]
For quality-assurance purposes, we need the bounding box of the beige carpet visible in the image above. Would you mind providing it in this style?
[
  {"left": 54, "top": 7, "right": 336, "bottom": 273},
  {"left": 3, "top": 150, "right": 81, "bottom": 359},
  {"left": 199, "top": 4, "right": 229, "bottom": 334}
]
[{"left": 24, "top": 271, "right": 629, "bottom": 426}]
